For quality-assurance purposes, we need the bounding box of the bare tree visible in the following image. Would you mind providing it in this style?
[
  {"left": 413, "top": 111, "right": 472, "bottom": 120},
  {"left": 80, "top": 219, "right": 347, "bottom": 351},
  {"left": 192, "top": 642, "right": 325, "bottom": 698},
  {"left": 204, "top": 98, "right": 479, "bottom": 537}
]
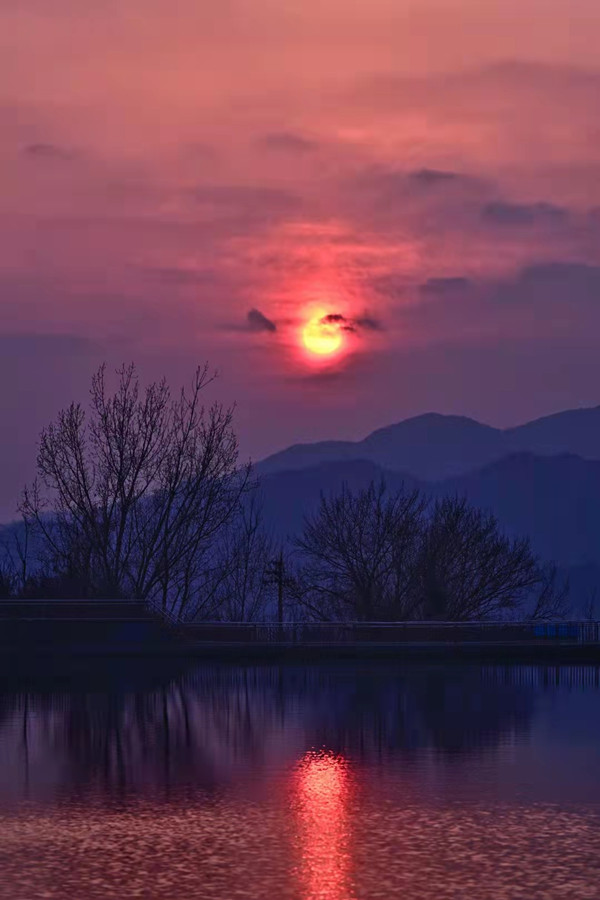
[
  {"left": 528, "top": 564, "right": 570, "bottom": 621},
  {"left": 0, "top": 562, "right": 14, "bottom": 599},
  {"left": 294, "top": 484, "right": 568, "bottom": 623},
  {"left": 0, "top": 519, "right": 34, "bottom": 598},
  {"left": 0, "top": 532, "right": 15, "bottom": 598},
  {"left": 583, "top": 586, "right": 598, "bottom": 622},
  {"left": 213, "top": 496, "right": 274, "bottom": 622},
  {"left": 417, "top": 496, "right": 560, "bottom": 621},
  {"left": 295, "top": 482, "right": 426, "bottom": 621},
  {"left": 21, "top": 363, "right": 249, "bottom": 619}
]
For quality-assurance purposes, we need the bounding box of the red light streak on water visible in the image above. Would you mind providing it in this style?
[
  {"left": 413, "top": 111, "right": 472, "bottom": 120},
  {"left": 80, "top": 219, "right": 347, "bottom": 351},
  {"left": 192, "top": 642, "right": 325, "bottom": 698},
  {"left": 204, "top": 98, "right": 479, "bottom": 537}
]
[{"left": 293, "top": 750, "right": 355, "bottom": 900}]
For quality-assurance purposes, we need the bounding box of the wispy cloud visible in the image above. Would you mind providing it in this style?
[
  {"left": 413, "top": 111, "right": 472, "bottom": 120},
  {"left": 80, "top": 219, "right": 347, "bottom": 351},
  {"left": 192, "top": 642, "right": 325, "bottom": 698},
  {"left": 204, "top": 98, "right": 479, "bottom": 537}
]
[
  {"left": 21, "top": 142, "right": 75, "bottom": 161},
  {"left": 482, "top": 201, "right": 569, "bottom": 227},
  {"left": 259, "top": 131, "right": 318, "bottom": 153},
  {"left": 408, "top": 168, "right": 465, "bottom": 188},
  {"left": 419, "top": 277, "right": 474, "bottom": 296}
]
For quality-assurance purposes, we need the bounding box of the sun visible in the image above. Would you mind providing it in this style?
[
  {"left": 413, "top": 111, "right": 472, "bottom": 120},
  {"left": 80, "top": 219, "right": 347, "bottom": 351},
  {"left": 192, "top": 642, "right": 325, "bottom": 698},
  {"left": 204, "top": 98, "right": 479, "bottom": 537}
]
[{"left": 302, "top": 315, "right": 343, "bottom": 357}]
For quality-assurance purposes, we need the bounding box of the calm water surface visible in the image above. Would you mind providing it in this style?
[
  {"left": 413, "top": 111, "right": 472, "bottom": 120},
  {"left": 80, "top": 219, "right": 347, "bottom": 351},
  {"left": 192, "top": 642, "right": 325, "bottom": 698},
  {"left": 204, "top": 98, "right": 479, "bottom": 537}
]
[{"left": 0, "top": 662, "right": 599, "bottom": 899}]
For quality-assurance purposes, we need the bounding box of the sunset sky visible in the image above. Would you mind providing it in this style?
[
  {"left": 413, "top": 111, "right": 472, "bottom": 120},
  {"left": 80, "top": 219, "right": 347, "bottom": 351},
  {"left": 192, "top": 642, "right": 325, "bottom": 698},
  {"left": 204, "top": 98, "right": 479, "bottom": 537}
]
[{"left": 2, "top": 0, "right": 600, "bottom": 518}]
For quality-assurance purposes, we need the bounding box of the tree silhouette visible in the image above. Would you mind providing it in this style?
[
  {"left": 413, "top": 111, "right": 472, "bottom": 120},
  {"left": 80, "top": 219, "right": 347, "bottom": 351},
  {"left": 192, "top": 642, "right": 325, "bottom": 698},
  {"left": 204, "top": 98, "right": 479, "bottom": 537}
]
[
  {"left": 295, "top": 483, "right": 568, "bottom": 622},
  {"left": 417, "top": 496, "right": 564, "bottom": 620},
  {"left": 295, "top": 482, "right": 425, "bottom": 620},
  {"left": 213, "top": 497, "right": 275, "bottom": 622},
  {"left": 20, "top": 363, "right": 249, "bottom": 619}
]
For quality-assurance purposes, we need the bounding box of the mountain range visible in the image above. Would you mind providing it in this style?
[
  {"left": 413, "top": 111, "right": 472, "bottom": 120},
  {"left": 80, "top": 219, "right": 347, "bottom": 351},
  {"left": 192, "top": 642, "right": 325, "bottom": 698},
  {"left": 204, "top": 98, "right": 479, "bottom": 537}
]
[
  {"left": 257, "top": 407, "right": 600, "bottom": 480},
  {"left": 2, "top": 405, "right": 600, "bottom": 612},
  {"left": 256, "top": 407, "right": 600, "bottom": 612}
]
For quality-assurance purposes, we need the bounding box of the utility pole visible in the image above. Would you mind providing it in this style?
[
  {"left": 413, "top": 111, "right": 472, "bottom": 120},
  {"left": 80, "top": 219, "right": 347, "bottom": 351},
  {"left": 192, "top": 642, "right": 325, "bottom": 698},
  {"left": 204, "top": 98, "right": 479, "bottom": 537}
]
[
  {"left": 277, "top": 550, "right": 284, "bottom": 629},
  {"left": 264, "top": 550, "right": 286, "bottom": 635}
]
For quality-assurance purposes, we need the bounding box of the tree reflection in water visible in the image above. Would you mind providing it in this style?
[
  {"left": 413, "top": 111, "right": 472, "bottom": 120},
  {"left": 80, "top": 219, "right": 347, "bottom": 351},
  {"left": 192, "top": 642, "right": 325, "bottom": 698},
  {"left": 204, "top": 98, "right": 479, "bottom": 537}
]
[
  {"left": 1, "top": 664, "right": 599, "bottom": 900},
  {"left": 0, "top": 663, "right": 598, "bottom": 801}
]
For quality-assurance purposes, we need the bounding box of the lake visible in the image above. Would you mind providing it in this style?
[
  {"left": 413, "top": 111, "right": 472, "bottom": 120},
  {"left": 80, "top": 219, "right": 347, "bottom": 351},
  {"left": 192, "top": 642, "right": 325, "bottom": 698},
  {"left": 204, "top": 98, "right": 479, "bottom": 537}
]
[{"left": 0, "top": 661, "right": 599, "bottom": 899}]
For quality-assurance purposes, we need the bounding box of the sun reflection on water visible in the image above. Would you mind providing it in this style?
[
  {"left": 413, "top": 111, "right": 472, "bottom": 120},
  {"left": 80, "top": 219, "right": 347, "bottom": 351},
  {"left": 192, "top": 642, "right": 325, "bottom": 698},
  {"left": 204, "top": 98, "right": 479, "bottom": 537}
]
[{"left": 293, "top": 750, "right": 355, "bottom": 900}]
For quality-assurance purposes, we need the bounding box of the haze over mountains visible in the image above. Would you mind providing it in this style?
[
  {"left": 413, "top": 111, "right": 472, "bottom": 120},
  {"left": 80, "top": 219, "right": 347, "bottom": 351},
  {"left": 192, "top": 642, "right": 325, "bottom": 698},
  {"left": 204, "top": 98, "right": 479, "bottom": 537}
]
[
  {"left": 2, "top": 405, "right": 600, "bottom": 611},
  {"left": 257, "top": 407, "right": 600, "bottom": 611}
]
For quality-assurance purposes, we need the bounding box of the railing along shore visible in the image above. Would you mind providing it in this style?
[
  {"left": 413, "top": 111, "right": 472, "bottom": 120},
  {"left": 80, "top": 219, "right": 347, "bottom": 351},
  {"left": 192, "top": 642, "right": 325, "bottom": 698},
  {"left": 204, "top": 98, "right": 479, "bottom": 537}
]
[
  {"left": 182, "top": 621, "right": 600, "bottom": 644},
  {"left": 1, "top": 601, "right": 599, "bottom": 652}
]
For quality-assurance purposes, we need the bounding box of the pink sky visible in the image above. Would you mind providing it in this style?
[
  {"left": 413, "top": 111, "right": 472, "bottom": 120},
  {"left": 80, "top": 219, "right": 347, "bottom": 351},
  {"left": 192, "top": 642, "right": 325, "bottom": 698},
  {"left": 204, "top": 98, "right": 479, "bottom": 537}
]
[{"left": 1, "top": 0, "right": 600, "bottom": 517}]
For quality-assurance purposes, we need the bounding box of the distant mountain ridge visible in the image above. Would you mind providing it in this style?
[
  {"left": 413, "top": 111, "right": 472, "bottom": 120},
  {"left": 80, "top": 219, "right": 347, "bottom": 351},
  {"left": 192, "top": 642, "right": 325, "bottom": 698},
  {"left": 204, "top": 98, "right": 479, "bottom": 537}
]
[
  {"left": 257, "top": 406, "right": 600, "bottom": 480},
  {"left": 3, "top": 405, "right": 600, "bottom": 612},
  {"left": 256, "top": 405, "right": 600, "bottom": 614},
  {"left": 258, "top": 452, "right": 600, "bottom": 568},
  {"left": 256, "top": 452, "right": 600, "bottom": 614}
]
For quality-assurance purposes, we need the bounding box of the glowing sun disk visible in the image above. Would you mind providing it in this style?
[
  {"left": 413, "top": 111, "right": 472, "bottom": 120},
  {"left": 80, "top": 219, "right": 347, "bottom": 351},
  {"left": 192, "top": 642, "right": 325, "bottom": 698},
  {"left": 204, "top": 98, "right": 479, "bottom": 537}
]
[{"left": 302, "top": 316, "right": 343, "bottom": 356}]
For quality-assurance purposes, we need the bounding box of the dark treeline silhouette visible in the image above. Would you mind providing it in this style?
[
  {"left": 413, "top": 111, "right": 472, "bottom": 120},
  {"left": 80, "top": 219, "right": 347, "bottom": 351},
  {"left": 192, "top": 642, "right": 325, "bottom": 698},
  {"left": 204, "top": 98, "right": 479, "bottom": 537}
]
[
  {"left": 292, "top": 482, "right": 568, "bottom": 622},
  {"left": 0, "top": 362, "right": 568, "bottom": 623}
]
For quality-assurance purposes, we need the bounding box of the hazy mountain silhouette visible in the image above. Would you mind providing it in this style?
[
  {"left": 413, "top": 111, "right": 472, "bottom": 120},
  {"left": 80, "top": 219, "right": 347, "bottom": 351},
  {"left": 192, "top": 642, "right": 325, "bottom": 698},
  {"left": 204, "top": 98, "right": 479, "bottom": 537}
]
[
  {"left": 506, "top": 407, "right": 600, "bottom": 459},
  {"left": 257, "top": 452, "right": 600, "bottom": 611},
  {"left": 441, "top": 453, "right": 600, "bottom": 567},
  {"left": 259, "top": 459, "right": 421, "bottom": 536},
  {"left": 259, "top": 454, "right": 600, "bottom": 567},
  {"left": 258, "top": 406, "right": 600, "bottom": 480},
  {"left": 3, "top": 404, "right": 600, "bottom": 612}
]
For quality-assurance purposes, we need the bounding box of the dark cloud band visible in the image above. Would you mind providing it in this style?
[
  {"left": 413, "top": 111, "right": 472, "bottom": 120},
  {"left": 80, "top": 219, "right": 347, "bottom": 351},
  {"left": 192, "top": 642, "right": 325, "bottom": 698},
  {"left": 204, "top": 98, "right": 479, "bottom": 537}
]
[
  {"left": 320, "top": 313, "right": 382, "bottom": 333},
  {"left": 247, "top": 308, "right": 277, "bottom": 333}
]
